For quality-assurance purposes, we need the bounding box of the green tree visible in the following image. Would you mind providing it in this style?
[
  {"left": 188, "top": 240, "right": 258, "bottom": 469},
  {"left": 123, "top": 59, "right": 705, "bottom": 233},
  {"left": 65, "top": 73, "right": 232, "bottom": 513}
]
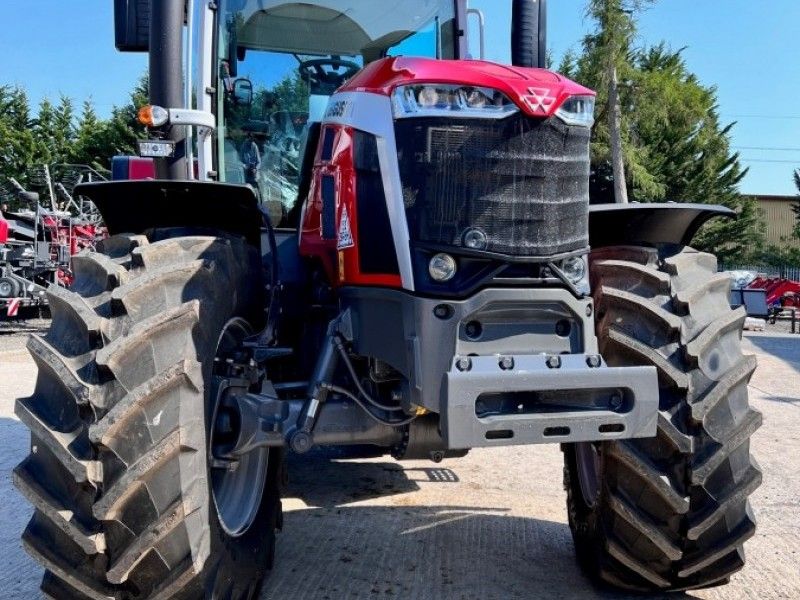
[
  {"left": 270, "top": 72, "right": 310, "bottom": 115},
  {"left": 52, "top": 96, "right": 77, "bottom": 163},
  {"left": 0, "top": 86, "right": 37, "bottom": 201},
  {"left": 632, "top": 45, "right": 763, "bottom": 263},
  {"left": 565, "top": 16, "right": 764, "bottom": 262},
  {"left": 589, "top": 0, "right": 632, "bottom": 203},
  {"left": 1, "top": 75, "right": 149, "bottom": 206},
  {"left": 31, "top": 96, "right": 75, "bottom": 166},
  {"left": 68, "top": 74, "right": 148, "bottom": 169},
  {"left": 572, "top": 1, "right": 663, "bottom": 204},
  {"left": 32, "top": 97, "right": 56, "bottom": 164},
  {"left": 245, "top": 72, "right": 310, "bottom": 126},
  {"left": 107, "top": 73, "right": 150, "bottom": 154},
  {"left": 69, "top": 100, "right": 106, "bottom": 168}
]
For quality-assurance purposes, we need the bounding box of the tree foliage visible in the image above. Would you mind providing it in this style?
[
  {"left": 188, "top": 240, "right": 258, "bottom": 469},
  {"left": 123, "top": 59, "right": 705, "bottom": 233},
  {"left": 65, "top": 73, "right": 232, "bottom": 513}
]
[
  {"left": 0, "top": 86, "right": 37, "bottom": 191},
  {"left": 269, "top": 72, "right": 310, "bottom": 115},
  {"left": 564, "top": 3, "right": 765, "bottom": 263},
  {"left": 0, "top": 75, "right": 148, "bottom": 208}
]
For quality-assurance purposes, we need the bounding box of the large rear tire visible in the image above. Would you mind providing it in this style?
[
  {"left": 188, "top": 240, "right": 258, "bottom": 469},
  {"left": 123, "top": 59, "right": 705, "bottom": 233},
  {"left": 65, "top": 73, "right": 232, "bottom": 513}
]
[
  {"left": 15, "top": 234, "right": 283, "bottom": 599},
  {"left": 564, "top": 246, "right": 761, "bottom": 592}
]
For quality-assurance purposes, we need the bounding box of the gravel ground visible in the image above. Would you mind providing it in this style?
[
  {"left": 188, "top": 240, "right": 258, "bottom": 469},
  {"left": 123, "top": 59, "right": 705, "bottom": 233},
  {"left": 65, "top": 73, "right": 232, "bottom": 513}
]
[
  {"left": 0, "top": 330, "right": 797, "bottom": 599},
  {"left": 0, "top": 319, "right": 50, "bottom": 353},
  {"left": 765, "top": 314, "right": 800, "bottom": 336}
]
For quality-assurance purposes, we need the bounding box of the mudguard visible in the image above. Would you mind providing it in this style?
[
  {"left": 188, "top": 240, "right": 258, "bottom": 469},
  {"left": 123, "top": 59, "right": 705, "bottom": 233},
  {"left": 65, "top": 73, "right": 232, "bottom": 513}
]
[
  {"left": 74, "top": 180, "right": 263, "bottom": 247},
  {"left": 589, "top": 203, "right": 735, "bottom": 248}
]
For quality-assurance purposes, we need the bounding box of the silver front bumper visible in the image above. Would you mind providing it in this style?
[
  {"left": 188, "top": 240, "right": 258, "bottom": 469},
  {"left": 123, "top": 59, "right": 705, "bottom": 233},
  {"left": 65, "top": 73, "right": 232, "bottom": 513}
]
[{"left": 442, "top": 354, "right": 658, "bottom": 448}]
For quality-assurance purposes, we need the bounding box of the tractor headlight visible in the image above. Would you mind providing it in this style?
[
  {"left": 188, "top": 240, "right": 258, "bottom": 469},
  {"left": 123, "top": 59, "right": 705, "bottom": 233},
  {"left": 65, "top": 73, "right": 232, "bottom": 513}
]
[
  {"left": 392, "top": 84, "right": 519, "bottom": 119},
  {"left": 561, "top": 256, "right": 587, "bottom": 283},
  {"left": 560, "top": 255, "right": 590, "bottom": 295},
  {"left": 555, "top": 95, "right": 596, "bottom": 127},
  {"left": 429, "top": 253, "right": 457, "bottom": 282},
  {"left": 462, "top": 227, "right": 488, "bottom": 250}
]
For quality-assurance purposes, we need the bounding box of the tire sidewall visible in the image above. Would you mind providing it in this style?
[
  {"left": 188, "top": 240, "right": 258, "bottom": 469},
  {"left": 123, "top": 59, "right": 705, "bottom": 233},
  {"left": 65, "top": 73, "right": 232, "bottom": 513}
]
[
  {"left": 191, "top": 241, "right": 283, "bottom": 598},
  {"left": 564, "top": 443, "right": 610, "bottom": 578}
]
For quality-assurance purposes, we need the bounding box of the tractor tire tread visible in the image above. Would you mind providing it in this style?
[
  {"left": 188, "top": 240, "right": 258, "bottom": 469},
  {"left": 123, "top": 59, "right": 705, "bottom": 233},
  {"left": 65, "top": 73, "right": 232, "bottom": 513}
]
[
  {"left": 565, "top": 246, "right": 761, "bottom": 592},
  {"left": 16, "top": 234, "right": 278, "bottom": 599}
]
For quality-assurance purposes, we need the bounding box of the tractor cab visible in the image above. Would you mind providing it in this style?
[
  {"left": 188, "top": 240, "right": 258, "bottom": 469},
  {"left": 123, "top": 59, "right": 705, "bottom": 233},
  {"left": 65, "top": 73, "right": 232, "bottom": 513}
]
[{"left": 212, "top": 1, "right": 461, "bottom": 226}]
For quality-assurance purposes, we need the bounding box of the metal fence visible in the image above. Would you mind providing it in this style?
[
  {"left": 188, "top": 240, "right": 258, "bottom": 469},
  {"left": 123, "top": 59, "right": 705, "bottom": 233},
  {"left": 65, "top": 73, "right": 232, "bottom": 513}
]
[{"left": 721, "top": 264, "right": 800, "bottom": 281}]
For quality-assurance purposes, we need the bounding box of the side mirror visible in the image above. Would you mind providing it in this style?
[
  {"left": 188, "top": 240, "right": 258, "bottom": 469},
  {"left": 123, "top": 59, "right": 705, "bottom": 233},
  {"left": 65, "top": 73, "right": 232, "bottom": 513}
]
[{"left": 233, "top": 79, "right": 254, "bottom": 107}]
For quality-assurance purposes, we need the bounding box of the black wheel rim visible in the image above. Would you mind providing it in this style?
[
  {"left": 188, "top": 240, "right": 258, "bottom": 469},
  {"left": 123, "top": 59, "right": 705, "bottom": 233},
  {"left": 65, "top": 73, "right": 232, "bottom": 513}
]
[{"left": 209, "top": 318, "right": 271, "bottom": 538}]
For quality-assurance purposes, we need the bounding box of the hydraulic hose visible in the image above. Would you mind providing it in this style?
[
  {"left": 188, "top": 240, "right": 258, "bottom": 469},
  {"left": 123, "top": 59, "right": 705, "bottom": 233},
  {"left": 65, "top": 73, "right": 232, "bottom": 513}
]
[
  {"left": 321, "top": 383, "right": 418, "bottom": 427},
  {"left": 332, "top": 336, "right": 405, "bottom": 412},
  {"left": 257, "top": 204, "right": 281, "bottom": 345}
]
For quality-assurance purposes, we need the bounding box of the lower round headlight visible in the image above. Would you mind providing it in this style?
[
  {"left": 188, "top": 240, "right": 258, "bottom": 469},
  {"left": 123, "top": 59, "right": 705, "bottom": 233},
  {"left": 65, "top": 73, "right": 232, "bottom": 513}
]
[
  {"left": 562, "top": 256, "right": 587, "bottom": 283},
  {"left": 429, "top": 253, "right": 457, "bottom": 282}
]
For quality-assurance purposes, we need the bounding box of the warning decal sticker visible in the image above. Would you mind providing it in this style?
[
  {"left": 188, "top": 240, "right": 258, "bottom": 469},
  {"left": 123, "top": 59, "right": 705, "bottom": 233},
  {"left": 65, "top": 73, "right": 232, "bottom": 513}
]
[
  {"left": 7, "top": 298, "right": 21, "bottom": 318},
  {"left": 337, "top": 205, "right": 355, "bottom": 250}
]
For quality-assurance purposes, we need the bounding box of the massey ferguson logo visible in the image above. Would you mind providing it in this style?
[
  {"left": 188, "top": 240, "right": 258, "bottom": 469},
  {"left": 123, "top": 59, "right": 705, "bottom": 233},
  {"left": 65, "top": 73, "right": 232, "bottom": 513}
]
[
  {"left": 325, "top": 100, "right": 352, "bottom": 119},
  {"left": 524, "top": 87, "right": 557, "bottom": 115}
]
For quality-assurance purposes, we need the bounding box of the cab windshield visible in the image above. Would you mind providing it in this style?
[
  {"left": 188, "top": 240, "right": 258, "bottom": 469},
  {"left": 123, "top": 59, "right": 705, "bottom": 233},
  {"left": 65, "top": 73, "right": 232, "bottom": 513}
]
[{"left": 216, "top": 0, "right": 458, "bottom": 226}]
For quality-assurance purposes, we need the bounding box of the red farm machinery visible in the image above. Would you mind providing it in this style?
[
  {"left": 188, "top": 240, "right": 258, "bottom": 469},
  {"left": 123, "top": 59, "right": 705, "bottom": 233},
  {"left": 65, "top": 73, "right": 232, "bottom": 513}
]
[{"left": 0, "top": 167, "right": 105, "bottom": 318}]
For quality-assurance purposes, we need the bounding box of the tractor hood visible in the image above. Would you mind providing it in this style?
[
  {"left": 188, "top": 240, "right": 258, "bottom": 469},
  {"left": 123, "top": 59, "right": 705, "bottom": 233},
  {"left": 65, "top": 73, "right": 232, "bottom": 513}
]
[{"left": 339, "top": 56, "right": 595, "bottom": 118}]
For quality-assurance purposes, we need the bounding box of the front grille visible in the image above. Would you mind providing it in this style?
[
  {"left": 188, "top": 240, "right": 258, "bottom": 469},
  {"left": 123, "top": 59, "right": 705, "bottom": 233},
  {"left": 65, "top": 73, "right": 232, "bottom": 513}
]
[{"left": 395, "top": 114, "right": 590, "bottom": 257}]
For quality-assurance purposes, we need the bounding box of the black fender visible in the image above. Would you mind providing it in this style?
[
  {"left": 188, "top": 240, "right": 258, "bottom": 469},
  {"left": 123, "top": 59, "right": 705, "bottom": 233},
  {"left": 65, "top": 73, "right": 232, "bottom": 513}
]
[
  {"left": 74, "top": 180, "right": 263, "bottom": 247},
  {"left": 589, "top": 203, "right": 735, "bottom": 249}
]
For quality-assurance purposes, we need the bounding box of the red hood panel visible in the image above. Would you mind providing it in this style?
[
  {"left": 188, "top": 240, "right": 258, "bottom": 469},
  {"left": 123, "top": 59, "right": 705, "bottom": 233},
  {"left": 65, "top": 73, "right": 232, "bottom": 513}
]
[{"left": 339, "top": 57, "right": 595, "bottom": 117}]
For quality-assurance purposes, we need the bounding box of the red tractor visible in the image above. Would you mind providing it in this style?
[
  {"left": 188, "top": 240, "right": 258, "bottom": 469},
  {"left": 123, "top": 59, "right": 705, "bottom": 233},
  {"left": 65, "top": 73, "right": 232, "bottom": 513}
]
[{"left": 14, "top": 1, "right": 760, "bottom": 598}]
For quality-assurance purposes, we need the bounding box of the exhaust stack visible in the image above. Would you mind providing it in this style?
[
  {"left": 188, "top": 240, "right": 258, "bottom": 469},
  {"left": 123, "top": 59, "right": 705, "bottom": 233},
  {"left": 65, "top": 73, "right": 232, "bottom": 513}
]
[
  {"left": 511, "top": 0, "right": 548, "bottom": 69},
  {"left": 149, "top": 0, "right": 187, "bottom": 179}
]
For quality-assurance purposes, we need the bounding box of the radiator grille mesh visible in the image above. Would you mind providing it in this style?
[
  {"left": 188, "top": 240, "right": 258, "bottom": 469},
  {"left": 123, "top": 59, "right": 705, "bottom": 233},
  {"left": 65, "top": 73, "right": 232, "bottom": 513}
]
[{"left": 395, "top": 114, "right": 590, "bottom": 257}]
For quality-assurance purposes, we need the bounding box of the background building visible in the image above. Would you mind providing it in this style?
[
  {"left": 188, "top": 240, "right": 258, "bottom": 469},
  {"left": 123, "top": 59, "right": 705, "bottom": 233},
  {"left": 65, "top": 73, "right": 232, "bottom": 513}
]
[{"left": 753, "top": 194, "right": 800, "bottom": 248}]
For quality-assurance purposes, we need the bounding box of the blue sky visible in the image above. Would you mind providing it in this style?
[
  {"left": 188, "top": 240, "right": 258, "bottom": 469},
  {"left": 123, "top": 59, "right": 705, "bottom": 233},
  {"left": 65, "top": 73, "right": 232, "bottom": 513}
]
[{"left": 3, "top": 0, "right": 799, "bottom": 195}]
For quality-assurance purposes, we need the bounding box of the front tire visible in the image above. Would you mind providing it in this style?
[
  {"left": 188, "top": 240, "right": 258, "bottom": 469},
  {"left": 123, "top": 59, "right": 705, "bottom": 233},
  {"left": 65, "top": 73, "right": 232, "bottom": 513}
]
[
  {"left": 564, "top": 246, "right": 761, "bottom": 592},
  {"left": 15, "top": 234, "right": 283, "bottom": 599}
]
